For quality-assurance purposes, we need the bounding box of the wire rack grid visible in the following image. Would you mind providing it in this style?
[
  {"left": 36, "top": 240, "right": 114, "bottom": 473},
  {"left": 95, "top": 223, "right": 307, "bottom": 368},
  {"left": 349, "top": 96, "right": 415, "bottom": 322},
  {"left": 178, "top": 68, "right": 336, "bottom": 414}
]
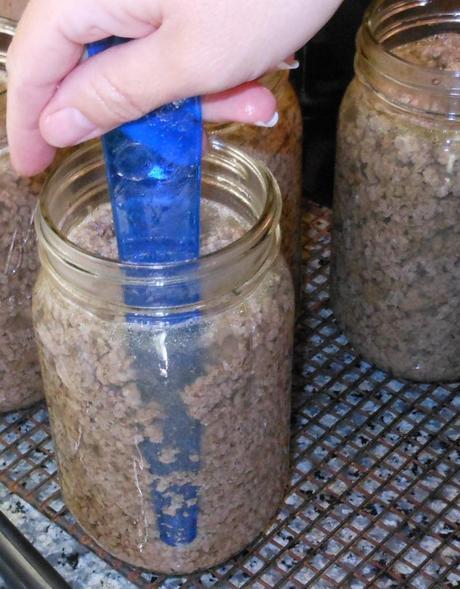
[{"left": 0, "top": 204, "right": 459, "bottom": 589}]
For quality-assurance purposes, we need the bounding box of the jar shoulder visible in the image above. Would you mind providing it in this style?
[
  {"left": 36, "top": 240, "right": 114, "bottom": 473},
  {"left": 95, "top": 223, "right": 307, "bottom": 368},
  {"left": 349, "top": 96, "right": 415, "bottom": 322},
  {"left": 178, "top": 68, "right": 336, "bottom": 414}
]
[{"left": 339, "top": 77, "right": 460, "bottom": 140}]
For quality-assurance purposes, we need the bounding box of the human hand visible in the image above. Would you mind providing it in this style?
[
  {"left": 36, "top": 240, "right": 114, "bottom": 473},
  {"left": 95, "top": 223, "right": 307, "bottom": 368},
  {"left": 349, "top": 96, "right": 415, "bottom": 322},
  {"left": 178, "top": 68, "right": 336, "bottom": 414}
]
[{"left": 7, "top": 0, "right": 342, "bottom": 175}]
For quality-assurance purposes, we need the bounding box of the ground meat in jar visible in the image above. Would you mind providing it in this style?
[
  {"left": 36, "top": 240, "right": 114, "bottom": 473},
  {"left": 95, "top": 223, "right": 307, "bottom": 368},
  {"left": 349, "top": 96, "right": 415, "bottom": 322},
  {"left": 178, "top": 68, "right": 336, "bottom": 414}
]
[
  {"left": 392, "top": 33, "right": 460, "bottom": 70},
  {"left": 0, "top": 158, "right": 44, "bottom": 412},
  {"left": 33, "top": 199, "right": 294, "bottom": 573},
  {"left": 331, "top": 33, "right": 460, "bottom": 382},
  {"left": 207, "top": 73, "right": 303, "bottom": 297}
]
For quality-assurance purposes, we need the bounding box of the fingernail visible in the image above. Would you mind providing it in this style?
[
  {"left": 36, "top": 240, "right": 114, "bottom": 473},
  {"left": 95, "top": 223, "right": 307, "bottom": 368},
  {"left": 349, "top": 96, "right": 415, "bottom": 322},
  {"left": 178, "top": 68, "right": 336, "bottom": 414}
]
[
  {"left": 42, "top": 107, "right": 100, "bottom": 147},
  {"left": 277, "top": 59, "right": 300, "bottom": 71},
  {"left": 255, "top": 112, "right": 279, "bottom": 128}
]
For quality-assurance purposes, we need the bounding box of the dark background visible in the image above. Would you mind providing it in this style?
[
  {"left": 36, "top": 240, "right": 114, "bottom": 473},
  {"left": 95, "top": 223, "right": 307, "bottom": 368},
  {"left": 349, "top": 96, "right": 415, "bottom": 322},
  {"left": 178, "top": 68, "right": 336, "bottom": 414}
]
[{"left": 291, "top": 0, "right": 371, "bottom": 206}]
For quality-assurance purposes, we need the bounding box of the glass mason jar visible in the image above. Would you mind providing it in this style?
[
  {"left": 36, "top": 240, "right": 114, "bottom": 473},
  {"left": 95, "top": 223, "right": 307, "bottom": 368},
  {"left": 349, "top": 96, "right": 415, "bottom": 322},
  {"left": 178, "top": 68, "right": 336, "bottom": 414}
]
[
  {"left": 0, "top": 18, "right": 44, "bottom": 412},
  {"left": 207, "top": 72, "right": 303, "bottom": 297},
  {"left": 0, "top": 16, "right": 15, "bottom": 84},
  {"left": 331, "top": 0, "right": 460, "bottom": 382},
  {"left": 33, "top": 140, "right": 294, "bottom": 573}
]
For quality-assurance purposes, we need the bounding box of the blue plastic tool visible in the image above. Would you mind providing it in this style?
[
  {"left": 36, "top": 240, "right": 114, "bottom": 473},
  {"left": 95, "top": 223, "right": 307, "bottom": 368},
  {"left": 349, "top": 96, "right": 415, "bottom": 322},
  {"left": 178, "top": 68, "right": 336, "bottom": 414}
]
[
  {"left": 88, "top": 38, "right": 202, "bottom": 270},
  {"left": 88, "top": 38, "right": 203, "bottom": 547}
]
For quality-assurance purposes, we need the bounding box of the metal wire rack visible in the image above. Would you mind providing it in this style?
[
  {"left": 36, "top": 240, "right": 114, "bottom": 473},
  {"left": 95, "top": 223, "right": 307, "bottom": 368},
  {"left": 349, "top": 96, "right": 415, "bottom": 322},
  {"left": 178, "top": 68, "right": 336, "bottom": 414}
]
[{"left": 0, "top": 204, "right": 459, "bottom": 589}]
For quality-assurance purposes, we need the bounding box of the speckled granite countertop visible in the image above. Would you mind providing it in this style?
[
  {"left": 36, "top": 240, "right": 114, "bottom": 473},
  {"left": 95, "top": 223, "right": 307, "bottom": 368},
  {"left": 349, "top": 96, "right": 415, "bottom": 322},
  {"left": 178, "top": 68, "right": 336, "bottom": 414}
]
[{"left": 0, "top": 482, "right": 136, "bottom": 589}]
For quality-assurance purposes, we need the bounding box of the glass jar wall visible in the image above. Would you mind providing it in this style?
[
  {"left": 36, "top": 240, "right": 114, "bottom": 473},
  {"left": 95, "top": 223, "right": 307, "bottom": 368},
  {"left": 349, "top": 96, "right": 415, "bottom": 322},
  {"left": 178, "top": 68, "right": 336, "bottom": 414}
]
[
  {"left": 0, "top": 18, "right": 44, "bottom": 412},
  {"left": 33, "top": 140, "right": 294, "bottom": 573},
  {"left": 331, "top": 0, "right": 460, "bottom": 382},
  {"left": 207, "top": 72, "right": 303, "bottom": 296}
]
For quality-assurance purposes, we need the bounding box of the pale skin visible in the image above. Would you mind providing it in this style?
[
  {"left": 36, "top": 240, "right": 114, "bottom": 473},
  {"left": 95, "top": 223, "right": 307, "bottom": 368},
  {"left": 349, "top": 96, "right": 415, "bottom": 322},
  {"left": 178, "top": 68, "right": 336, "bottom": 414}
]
[{"left": 6, "top": 0, "right": 342, "bottom": 176}]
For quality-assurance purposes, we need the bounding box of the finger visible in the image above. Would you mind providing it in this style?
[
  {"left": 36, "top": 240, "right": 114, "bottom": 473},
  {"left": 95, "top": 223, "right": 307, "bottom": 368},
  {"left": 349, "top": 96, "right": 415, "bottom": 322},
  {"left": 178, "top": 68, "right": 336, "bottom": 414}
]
[
  {"left": 38, "top": 27, "right": 198, "bottom": 149},
  {"left": 202, "top": 82, "right": 277, "bottom": 126},
  {"left": 7, "top": 5, "right": 81, "bottom": 174},
  {"left": 6, "top": 0, "right": 159, "bottom": 175},
  {"left": 23, "top": 81, "right": 278, "bottom": 175}
]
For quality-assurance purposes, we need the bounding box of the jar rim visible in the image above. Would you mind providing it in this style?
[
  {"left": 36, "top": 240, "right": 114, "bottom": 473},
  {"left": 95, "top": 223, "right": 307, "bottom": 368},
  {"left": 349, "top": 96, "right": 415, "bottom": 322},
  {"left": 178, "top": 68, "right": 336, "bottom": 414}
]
[
  {"left": 36, "top": 138, "right": 283, "bottom": 314},
  {"left": 38, "top": 138, "right": 279, "bottom": 271},
  {"left": 356, "top": 0, "right": 460, "bottom": 117}
]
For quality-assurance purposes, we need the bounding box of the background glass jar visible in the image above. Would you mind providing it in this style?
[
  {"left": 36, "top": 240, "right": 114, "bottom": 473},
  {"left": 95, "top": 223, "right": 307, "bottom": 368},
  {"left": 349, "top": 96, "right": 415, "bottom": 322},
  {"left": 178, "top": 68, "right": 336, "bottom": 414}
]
[
  {"left": 0, "top": 18, "right": 44, "bottom": 412},
  {"left": 207, "top": 71, "right": 303, "bottom": 297},
  {"left": 33, "top": 140, "right": 294, "bottom": 573},
  {"left": 331, "top": 0, "right": 460, "bottom": 382}
]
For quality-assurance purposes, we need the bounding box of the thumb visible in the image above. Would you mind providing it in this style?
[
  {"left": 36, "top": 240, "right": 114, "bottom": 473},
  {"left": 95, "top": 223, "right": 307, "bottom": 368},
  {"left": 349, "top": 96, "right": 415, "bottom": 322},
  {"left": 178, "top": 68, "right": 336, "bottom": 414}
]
[{"left": 40, "top": 30, "right": 194, "bottom": 147}]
